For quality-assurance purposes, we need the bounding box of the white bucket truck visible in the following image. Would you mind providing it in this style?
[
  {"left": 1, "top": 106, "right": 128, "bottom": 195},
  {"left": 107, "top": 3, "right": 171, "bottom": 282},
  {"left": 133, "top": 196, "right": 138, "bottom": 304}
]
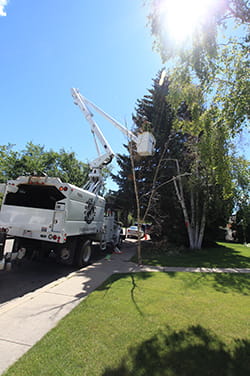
[{"left": 0, "top": 89, "right": 155, "bottom": 270}]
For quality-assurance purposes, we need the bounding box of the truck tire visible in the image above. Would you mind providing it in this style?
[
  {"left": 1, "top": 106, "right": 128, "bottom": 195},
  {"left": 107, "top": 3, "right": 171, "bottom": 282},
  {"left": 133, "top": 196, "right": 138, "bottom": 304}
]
[
  {"left": 100, "top": 240, "right": 107, "bottom": 252},
  {"left": 74, "top": 239, "right": 92, "bottom": 268},
  {"left": 12, "top": 238, "right": 28, "bottom": 260},
  {"left": 117, "top": 235, "right": 123, "bottom": 249},
  {"left": 58, "top": 238, "right": 76, "bottom": 265}
]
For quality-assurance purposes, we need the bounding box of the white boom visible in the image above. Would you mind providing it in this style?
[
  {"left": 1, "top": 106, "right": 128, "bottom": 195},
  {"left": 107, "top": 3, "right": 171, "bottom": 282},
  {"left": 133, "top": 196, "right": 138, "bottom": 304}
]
[
  {"left": 0, "top": 89, "right": 156, "bottom": 271},
  {"left": 71, "top": 88, "right": 156, "bottom": 193}
]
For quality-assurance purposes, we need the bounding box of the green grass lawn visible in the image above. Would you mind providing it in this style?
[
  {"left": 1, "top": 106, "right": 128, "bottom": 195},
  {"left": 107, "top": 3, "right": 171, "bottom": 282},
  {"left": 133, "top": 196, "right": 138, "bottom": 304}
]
[
  {"left": 137, "top": 242, "right": 250, "bottom": 268},
  {"left": 4, "top": 272, "right": 250, "bottom": 376}
]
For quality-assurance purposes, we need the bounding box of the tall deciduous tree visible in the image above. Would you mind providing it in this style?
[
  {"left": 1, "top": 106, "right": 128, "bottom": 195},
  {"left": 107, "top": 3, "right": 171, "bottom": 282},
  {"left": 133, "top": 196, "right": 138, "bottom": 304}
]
[
  {"left": 147, "top": 0, "right": 250, "bottom": 133},
  {"left": 232, "top": 156, "right": 250, "bottom": 242},
  {"left": 166, "top": 82, "right": 234, "bottom": 248},
  {"left": 0, "top": 142, "right": 89, "bottom": 187},
  {"left": 144, "top": 0, "right": 249, "bottom": 247}
]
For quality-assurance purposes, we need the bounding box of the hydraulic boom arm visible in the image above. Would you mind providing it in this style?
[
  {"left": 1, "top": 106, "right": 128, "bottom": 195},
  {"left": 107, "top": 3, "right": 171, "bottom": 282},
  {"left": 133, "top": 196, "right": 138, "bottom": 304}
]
[
  {"left": 71, "top": 88, "right": 115, "bottom": 170},
  {"left": 71, "top": 88, "right": 156, "bottom": 194}
]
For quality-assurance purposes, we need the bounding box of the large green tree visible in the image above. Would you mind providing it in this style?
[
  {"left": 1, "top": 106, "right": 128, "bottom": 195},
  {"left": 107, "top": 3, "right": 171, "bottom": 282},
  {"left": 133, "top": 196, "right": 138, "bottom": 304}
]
[
  {"left": 0, "top": 142, "right": 89, "bottom": 187},
  {"left": 147, "top": 0, "right": 250, "bottom": 133},
  {"left": 112, "top": 72, "right": 195, "bottom": 244},
  {"left": 112, "top": 68, "right": 237, "bottom": 249},
  {"left": 144, "top": 0, "right": 249, "bottom": 247},
  {"left": 232, "top": 156, "right": 250, "bottom": 242}
]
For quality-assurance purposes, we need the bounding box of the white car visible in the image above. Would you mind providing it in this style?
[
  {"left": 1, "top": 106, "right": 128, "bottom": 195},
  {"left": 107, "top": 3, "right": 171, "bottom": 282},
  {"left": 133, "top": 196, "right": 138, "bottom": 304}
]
[{"left": 126, "top": 225, "right": 144, "bottom": 239}]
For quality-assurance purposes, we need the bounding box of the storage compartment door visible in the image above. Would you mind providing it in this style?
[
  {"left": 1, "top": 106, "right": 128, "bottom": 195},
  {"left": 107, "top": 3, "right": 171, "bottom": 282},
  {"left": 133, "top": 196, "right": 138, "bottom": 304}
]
[{"left": 52, "top": 203, "right": 65, "bottom": 232}]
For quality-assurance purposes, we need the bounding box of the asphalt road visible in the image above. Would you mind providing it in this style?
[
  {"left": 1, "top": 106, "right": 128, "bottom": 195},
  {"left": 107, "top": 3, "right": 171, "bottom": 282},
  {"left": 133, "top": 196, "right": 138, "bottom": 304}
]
[{"left": 0, "top": 243, "right": 105, "bottom": 307}]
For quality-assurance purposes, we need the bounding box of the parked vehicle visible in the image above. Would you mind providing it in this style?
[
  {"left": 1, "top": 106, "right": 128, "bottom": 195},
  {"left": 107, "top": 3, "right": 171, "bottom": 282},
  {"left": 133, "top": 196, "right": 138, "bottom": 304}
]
[
  {"left": 126, "top": 225, "right": 144, "bottom": 239},
  {"left": 0, "top": 175, "right": 121, "bottom": 269},
  {"left": 0, "top": 89, "right": 155, "bottom": 270}
]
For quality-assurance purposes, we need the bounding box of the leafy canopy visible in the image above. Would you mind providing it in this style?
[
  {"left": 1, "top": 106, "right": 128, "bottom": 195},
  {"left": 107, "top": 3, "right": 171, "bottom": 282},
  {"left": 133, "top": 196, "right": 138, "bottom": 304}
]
[{"left": 0, "top": 142, "right": 89, "bottom": 187}]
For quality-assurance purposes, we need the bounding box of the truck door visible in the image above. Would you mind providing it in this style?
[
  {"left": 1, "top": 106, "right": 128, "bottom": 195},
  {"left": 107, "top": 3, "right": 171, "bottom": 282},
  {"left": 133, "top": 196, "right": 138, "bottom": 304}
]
[{"left": 52, "top": 203, "right": 65, "bottom": 232}]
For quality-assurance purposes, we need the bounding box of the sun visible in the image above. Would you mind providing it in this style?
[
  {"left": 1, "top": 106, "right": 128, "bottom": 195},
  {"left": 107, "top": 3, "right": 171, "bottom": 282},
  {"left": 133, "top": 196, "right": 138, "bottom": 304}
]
[{"left": 159, "top": 0, "right": 217, "bottom": 44}]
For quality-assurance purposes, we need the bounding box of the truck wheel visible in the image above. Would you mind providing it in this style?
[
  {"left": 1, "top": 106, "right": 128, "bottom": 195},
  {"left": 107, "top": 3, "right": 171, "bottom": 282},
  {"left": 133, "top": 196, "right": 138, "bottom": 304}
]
[
  {"left": 75, "top": 240, "right": 92, "bottom": 268},
  {"left": 100, "top": 240, "right": 107, "bottom": 252},
  {"left": 117, "top": 236, "right": 123, "bottom": 248},
  {"left": 12, "top": 238, "right": 28, "bottom": 260},
  {"left": 58, "top": 238, "right": 76, "bottom": 265}
]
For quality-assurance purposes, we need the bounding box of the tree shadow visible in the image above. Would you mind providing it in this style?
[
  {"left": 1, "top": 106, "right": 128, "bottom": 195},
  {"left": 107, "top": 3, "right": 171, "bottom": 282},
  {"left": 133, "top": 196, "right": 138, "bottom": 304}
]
[
  {"left": 171, "top": 271, "right": 250, "bottom": 296},
  {"left": 102, "top": 325, "right": 250, "bottom": 376},
  {"left": 211, "top": 273, "right": 250, "bottom": 295},
  {"left": 96, "top": 273, "right": 153, "bottom": 316},
  {"left": 0, "top": 243, "right": 104, "bottom": 305},
  {"left": 0, "top": 257, "right": 76, "bottom": 305},
  {"left": 96, "top": 272, "right": 155, "bottom": 293},
  {"left": 141, "top": 242, "right": 250, "bottom": 269},
  {"left": 203, "top": 243, "right": 250, "bottom": 269}
]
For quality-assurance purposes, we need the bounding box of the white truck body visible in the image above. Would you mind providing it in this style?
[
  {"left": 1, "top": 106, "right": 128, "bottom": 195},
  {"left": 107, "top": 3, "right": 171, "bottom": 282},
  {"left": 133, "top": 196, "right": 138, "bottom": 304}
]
[
  {"left": 0, "top": 175, "right": 121, "bottom": 269},
  {"left": 0, "top": 175, "right": 106, "bottom": 242},
  {"left": 0, "top": 89, "right": 155, "bottom": 270}
]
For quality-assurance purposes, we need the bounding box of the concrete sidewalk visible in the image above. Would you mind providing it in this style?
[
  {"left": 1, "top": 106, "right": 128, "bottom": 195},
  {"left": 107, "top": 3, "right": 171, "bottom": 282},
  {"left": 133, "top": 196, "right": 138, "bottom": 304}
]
[
  {"left": 0, "top": 245, "right": 138, "bottom": 374},
  {"left": 0, "top": 243, "right": 249, "bottom": 374}
]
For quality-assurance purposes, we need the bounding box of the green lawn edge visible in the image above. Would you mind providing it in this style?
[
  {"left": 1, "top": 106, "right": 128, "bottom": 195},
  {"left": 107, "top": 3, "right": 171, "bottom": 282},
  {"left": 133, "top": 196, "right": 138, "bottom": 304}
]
[
  {"left": 3, "top": 271, "right": 250, "bottom": 376},
  {"left": 134, "top": 242, "right": 250, "bottom": 268}
]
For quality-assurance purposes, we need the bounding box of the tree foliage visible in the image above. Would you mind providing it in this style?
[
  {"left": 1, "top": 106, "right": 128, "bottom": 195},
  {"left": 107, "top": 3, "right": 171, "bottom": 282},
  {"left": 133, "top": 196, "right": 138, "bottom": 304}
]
[
  {"left": 0, "top": 142, "right": 89, "bottom": 187},
  {"left": 139, "top": 0, "right": 249, "bottom": 246},
  {"left": 112, "top": 67, "right": 237, "bottom": 248},
  {"left": 147, "top": 0, "right": 250, "bottom": 135},
  {"left": 231, "top": 156, "right": 250, "bottom": 242},
  {"left": 112, "top": 72, "right": 197, "bottom": 245}
]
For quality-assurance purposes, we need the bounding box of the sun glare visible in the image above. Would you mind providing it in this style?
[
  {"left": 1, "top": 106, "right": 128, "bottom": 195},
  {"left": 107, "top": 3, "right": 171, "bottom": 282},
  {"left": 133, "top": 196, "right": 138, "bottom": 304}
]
[{"left": 160, "top": 0, "right": 217, "bottom": 43}]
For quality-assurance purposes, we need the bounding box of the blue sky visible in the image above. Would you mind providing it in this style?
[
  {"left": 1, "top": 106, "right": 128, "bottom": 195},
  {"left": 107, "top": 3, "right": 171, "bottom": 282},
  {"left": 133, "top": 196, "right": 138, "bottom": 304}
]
[
  {"left": 0, "top": 0, "right": 162, "bottom": 189},
  {"left": 0, "top": 0, "right": 249, "bottom": 190}
]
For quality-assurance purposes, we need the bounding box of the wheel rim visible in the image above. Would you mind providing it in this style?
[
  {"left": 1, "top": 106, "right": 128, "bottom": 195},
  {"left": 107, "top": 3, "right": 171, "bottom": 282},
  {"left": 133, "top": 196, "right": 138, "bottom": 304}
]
[
  {"left": 60, "top": 247, "right": 71, "bottom": 261},
  {"left": 82, "top": 245, "right": 91, "bottom": 263},
  {"left": 100, "top": 240, "right": 107, "bottom": 251}
]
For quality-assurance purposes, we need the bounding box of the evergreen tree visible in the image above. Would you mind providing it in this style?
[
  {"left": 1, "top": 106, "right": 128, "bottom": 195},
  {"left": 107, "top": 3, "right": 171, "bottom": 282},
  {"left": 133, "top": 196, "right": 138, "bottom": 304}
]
[
  {"left": 112, "top": 71, "right": 188, "bottom": 242},
  {"left": 112, "top": 69, "right": 236, "bottom": 248}
]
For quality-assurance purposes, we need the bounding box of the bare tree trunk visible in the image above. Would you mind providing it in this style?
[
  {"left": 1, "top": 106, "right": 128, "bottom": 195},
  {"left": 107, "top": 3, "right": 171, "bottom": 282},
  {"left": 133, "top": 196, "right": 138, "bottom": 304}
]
[
  {"left": 128, "top": 138, "right": 172, "bottom": 265},
  {"left": 129, "top": 144, "right": 142, "bottom": 264},
  {"left": 197, "top": 202, "right": 206, "bottom": 249},
  {"left": 194, "top": 192, "right": 200, "bottom": 247},
  {"left": 173, "top": 176, "right": 195, "bottom": 249},
  {"left": 173, "top": 156, "right": 207, "bottom": 250},
  {"left": 143, "top": 141, "right": 169, "bottom": 221},
  {"left": 190, "top": 189, "right": 198, "bottom": 248},
  {"left": 190, "top": 189, "right": 195, "bottom": 231}
]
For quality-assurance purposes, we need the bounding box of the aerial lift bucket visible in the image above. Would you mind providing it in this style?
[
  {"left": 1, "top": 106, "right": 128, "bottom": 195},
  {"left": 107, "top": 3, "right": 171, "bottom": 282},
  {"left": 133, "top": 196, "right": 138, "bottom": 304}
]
[{"left": 136, "top": 132, "right": 156, "bottom": 156}]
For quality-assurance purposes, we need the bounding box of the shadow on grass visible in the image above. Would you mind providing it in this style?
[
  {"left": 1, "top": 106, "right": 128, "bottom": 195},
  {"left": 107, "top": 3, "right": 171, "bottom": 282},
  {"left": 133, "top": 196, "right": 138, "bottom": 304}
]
[
  {"left": 97, "top": 272, "right": 155, "bottom": 293},
  {"left": 177, "top": 272, "right": 250, "bottom": 296},
  {"left": 201, "top": 243, "right": 250, "bottom": 268},
  {"left": 140, "top": 243, "right": 250, "bottom": 269},
  {"left": 98, "top": 271, "right": 249, "bottom": 304},
  {"left": 96, "top": 273, "right": 154, "bottom": 316},
  {"left": 102, "top": 325, "right": 250, "bottom": 376},
  {"left": 211, "top": 273, "right": 250, "bottom": 295}
]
